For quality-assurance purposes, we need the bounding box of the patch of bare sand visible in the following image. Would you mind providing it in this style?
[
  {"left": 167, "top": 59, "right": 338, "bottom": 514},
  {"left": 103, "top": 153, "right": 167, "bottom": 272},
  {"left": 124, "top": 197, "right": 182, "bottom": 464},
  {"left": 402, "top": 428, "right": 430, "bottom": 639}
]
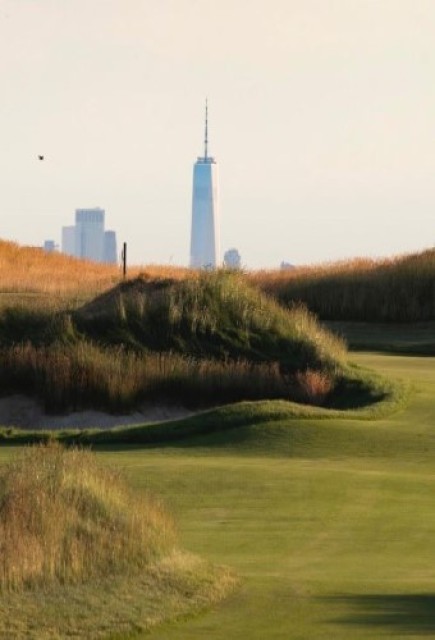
[{"left": 0, "top": 395, "right": 194, "bottom": 430}]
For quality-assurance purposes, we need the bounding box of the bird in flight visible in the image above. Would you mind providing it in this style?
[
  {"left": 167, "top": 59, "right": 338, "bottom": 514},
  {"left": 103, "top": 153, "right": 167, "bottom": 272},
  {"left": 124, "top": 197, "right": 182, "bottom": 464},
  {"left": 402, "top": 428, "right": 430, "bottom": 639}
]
[{"left": 38, "top": 155, "right": 44, "bottom": 161}]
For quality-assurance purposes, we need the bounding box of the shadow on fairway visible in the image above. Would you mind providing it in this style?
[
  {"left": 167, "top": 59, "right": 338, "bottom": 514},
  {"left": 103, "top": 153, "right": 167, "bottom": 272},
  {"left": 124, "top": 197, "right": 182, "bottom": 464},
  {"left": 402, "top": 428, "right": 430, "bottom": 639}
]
[{"left": 324, "top": 594, "right": 435, "bottom": 635}]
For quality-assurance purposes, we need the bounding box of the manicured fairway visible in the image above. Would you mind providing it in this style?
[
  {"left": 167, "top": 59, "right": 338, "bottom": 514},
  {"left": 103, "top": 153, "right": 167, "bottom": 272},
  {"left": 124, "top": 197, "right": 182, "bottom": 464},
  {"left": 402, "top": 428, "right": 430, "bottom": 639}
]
[
  {"left": 114, "top": 354, "right": 435, "bottom": 639},
  {"left": 1, "top": 353, "right": 434, "bottom": 639}
]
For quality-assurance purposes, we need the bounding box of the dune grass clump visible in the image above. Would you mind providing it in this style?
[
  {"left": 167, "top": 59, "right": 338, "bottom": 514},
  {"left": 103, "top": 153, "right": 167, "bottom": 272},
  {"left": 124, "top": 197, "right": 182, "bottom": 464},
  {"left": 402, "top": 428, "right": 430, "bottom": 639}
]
[
  {"left": 0, "top": 271, "right": 349, "bottom": 414},
  {"left": 0, "top": 443, "right": 176, "bottom": 591},
  {"left": 0, "top": 243, "right": 370, "bottom": 415},
  {"left": 76, "top": 271, "right": 346, "bottom": 373}
]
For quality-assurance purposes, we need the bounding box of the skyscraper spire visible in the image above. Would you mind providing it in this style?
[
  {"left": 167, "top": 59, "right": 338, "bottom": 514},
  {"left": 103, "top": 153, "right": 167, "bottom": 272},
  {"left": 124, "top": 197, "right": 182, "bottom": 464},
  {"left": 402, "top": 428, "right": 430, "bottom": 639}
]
[
  {"left": 204, "top": 98, "right": 208, "bottom": 160},
  {"left": 190, "top": 100, "right": 220, "bottom": 268}
]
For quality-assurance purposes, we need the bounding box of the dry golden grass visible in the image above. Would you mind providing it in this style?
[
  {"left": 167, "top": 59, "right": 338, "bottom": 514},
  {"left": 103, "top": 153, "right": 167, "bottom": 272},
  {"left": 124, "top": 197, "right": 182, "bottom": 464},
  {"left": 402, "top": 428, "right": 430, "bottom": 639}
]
[
  {"left": 0, "top": 240, "right": 191, "bottom": 300},
  {"left": 294, "top": 369, "right": 335, "bottom": 406},
  {"left": 0, "top": 342, "right": 310, "bottom": 412},
  {"left": 249, "top": 248, "right": 435, "bottom": 321},
  {"left": 249, "top": 254, "right": 409, "bottom": 287},
  {"left": 0, "top": 445, "right": 237, "bottom": 638},
  {"left": 0, "top": 443, "right": 176, "bottom": 591}
]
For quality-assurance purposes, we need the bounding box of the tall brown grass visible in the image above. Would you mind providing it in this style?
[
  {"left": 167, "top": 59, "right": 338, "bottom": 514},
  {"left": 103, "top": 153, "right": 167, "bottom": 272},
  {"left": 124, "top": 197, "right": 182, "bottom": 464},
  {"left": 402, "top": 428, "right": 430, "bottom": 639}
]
[
  {"left": 249, "top": 248, "right": 435, "bottom": 321},
  {"left": 0, "top": 240, "right": 190, "bottom": 302},
  {"left": 0, "top": 342, "right": 330, "bottom": 411},
  {"left": 294, "top": 370, "right": 335, "bottom": 406},
  {"left": 0, "top": 443, "right": 176, "bottom": 591},
  {"left": 1, "top": 240, "right": 433, "bottom": 322}
]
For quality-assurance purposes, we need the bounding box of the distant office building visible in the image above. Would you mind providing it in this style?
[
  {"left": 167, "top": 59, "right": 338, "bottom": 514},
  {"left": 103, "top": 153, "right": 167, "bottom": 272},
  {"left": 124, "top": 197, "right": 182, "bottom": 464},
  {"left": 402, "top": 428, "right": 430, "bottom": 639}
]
[
  {"left": 75, "top": 208, "right": 105, "bottom": 261},
  {"left": 62, "top": 226, "right": 76, "bottom": 257},
  {"left": 43, "top": 240, "right": 57, "bottom": 253},
  {"left": 224, "top": 248, "right": 241, "bottom": 269},
  {"left": 61, "top": 208, "right": 117, "bottom": 264},
  {"left": 103, "top": 230, "right": 117, "bottom": 264},
  {"left": 190, "top": 101, "right": 220, "bottom": 268}
]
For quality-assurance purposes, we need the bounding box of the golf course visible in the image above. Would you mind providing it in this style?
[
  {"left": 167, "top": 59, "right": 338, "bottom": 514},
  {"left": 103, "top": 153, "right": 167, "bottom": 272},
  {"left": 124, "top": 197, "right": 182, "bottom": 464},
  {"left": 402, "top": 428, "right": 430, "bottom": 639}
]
[
  {"left": 0, "top": 243, "right": 433, "bottom": 638},
  {"left": 106, "top": 350, "right": 435, "bottom": 639},
  {"left": 1, "top": 347, "right": 434, "bottom": 638}
]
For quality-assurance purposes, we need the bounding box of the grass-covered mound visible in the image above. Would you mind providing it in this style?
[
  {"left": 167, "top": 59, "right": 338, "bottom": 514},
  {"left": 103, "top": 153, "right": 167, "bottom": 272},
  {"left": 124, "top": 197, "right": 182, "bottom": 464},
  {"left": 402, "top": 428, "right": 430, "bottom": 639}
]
[
  {"left": 0, "top": 272, "right": 350, "bottom": 414},
  {"left": 0, "top": 443, "right": 175, "bottom": 589},
  {"left": 0, "top": 271, "right": 409, "bottom": 420},
  {"left": 0, "top": 444, "right": 236, "bottom": 638},
  {"left": 75, "top": 271, "right": 346, "bottom": 373}
]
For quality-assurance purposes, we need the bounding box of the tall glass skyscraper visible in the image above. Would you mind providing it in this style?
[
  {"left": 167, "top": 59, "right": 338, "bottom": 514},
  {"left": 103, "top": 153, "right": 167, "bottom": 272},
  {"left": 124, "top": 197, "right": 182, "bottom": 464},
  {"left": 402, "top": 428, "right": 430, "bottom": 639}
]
[{"left": 190, "top": 101, "right": 220, "bottom": 268}]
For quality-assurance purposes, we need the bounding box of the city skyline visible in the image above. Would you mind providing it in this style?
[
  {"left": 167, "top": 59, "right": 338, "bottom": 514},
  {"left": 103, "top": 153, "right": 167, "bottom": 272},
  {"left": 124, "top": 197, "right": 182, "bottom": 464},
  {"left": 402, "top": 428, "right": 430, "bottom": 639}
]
[{"left": 0, "top": 1, "right": 434, "bottom": 268}]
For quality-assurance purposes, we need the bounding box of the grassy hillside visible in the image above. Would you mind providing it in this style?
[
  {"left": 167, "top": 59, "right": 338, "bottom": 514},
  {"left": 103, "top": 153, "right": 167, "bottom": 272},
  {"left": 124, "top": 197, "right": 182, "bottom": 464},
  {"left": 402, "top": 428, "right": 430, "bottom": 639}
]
[
  {"left": 0, "top": 444, "right": 235, "bottom": 638},
  {"left": 0, "top": 270, "right": 353, "bottom": 414},
  {"left": 0, "top": 443, "right": 176, "bottom": 590},
  {"left": 75, "top": 272, "right": 345, "bottom": 371},
  {"left": 250, "top": 247, "right": 435, "bottom": 322},
  {"left": 0, "top": 239, "right": 119, "bottom": 297},
  {"left": 0, "top": 239, "right": 418, "bottom": 418},
  {"left": 0, "top": 239, "right": 189, "bottom": 299}
]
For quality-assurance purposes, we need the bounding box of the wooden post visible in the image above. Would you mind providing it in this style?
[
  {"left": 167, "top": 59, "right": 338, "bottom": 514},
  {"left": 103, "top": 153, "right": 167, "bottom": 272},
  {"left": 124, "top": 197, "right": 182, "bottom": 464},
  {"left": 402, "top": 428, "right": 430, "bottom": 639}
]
[{"left": 122, "top": 242, "right": 127, "bottom": 279}]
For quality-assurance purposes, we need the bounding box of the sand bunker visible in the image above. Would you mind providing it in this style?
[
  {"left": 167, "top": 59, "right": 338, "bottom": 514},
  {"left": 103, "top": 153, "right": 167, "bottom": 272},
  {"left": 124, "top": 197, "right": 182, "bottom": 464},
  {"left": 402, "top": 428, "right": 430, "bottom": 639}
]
[{"left": 0, "top": 395, "right": 194, "bottom": 430}]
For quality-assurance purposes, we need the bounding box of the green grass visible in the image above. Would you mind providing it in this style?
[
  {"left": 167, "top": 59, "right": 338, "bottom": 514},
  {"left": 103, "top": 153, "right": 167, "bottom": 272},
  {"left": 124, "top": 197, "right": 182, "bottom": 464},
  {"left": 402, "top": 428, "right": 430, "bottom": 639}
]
[
  {"left": 0, "top": 552, "right": 235, "bottom": 639},
  {"left": 0, "top": 351, "right": 434, "bottom": 638},
  {"left": 327, "top": 321, "right": 435, "bottom": 355},
  {"left": 111, "top": 353, "right": 435, "bottom": 639}
]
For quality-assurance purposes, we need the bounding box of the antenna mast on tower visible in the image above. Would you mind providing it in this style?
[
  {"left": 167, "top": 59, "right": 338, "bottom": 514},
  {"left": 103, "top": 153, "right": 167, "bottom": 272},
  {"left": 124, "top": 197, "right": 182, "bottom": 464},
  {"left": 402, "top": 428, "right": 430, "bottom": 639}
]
[{"left": 204, "top": 98, "right": 208, "bottom": 160}]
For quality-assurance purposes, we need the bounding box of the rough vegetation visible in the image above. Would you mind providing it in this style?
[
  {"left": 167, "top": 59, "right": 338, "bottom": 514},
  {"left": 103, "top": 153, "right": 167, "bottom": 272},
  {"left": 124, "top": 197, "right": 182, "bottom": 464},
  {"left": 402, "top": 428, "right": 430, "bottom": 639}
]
[
  {"left": 0, "top": 239, "right": 189, "bottom": 297},
  {"left": 0, "top": 443, "right": 176, "bottom": 591},
  {"left": 250, "top": 248, "right": 435, "bottom": 321},
  {"left": 1, "top": 239, "right": 433, "bottom": 323},
  {"left": 75, "top": 272, "right": 346, "bottom": 371},
  {"left": 0, "top": 269, "right": 347, "bottom": 414},
  {"left": 0, "top": 342, "right": 292, "bottom": 412},
  {"left": 0, "top": 240, "right": 418, "bottom": 425},
  {"left": 0, "top": 444, "right": 236, "bottom": 638}
]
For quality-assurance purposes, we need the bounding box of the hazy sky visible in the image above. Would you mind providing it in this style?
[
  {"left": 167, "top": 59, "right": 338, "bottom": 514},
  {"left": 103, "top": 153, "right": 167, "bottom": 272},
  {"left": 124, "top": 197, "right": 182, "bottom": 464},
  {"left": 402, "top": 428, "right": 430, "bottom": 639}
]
[{"left": 1, "top": 0, "right": 434, "bottom": 268}]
